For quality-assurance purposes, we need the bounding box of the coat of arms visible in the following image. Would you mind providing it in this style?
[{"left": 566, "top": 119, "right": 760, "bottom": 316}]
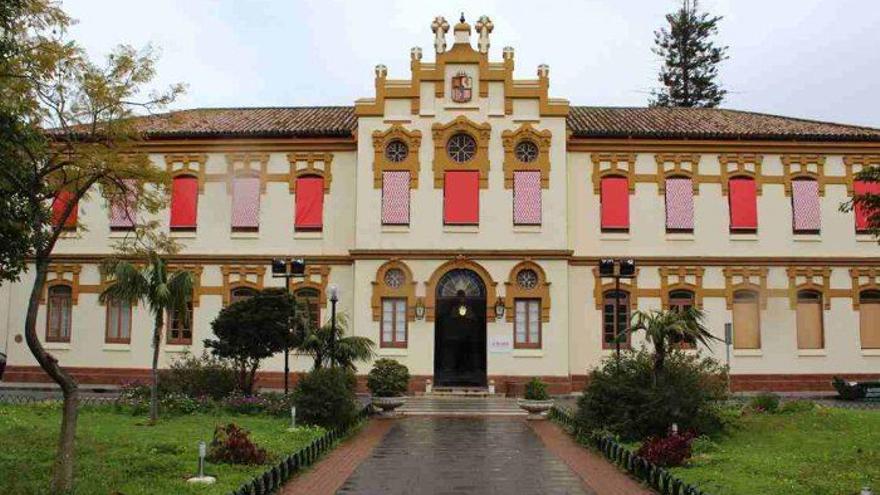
[{"left": 451, "top": 72, "right": 473, "bottom": 103}]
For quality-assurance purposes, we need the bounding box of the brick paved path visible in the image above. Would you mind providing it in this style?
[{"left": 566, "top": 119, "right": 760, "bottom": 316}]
[{"left": 336, "top": 417, "right": 594, "bottom": 495}]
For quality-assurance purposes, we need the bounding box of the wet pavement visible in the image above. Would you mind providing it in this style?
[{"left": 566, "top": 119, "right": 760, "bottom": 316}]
[{"left": 336, "top": 417, "right": 593, "bottom": 495}]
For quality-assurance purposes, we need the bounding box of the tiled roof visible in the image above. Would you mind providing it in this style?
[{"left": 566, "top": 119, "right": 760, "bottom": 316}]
[
  {"left": 567, "top": 106, "right": 880, "bottom": 142},
  {"left": 129, "top": 105, "right": 880, "bottom": 142},
  {"left": 132, "top": 106, "right": 357, "bottom": 139}
]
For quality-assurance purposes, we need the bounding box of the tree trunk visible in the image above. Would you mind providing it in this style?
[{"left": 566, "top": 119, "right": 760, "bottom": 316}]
[
  {"left": 23, "top": 258, "right": 80, "bottom": 494},
  {"left": 247, "top": 361, "right": 259, "bottom": 395},
  {"left": 149, "top": 312, "right": 163, "bottom": 424}
]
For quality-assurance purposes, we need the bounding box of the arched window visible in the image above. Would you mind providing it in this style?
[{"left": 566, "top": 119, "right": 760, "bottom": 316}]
[
  {"left": 46, "top": 285, "right": 72, "bottom": 342},
  {"left": 167, "top": 301, "right": 193, "bottom": 345},
  {"left": 796, "top": 290, "right": 824, "bottom": 350},
  {"left": 602, "top": 290, "right": 630, "bottom": 349},
  {"left": 668, "top": 289, "right": 696, "bottom": 348},
  {"left": 295, "top": 287, "right": 321, "bottom": 333},
  {"left": 105, "top": 297, "right": 132, "bottom": 344},
  {"left": 859, "top": 290, "right": 880, "bottom": 349},
  {"left": 732, "top": 290, "right": 760, "bottom": 349},
  {"left": 229, "top": 286, "right": 258, "bottom": 305}
]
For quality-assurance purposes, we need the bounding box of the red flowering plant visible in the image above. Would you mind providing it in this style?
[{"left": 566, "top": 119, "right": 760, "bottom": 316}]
[
  {"left": 636, "top": 429, "right": 697, "bottom": 467},
  {"left": 206, "top": 423, "right": 269, "bottom": 465}
]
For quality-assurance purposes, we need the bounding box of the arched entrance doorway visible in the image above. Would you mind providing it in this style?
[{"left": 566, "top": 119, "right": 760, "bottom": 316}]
[{"left": 434, "top": 268, "right": 487, "bottom": 387}]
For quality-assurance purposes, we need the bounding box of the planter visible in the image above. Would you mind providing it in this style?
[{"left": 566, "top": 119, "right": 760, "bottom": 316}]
[
  {"left": 517, "top": 399, "right": 554, "bottom": 420},
  {"left": 372, "top": 396, "right": 407, "bottom": 417}
]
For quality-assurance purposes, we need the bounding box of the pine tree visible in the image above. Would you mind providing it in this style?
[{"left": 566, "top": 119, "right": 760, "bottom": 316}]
[{"left": 650, "top": 0, "right": 729, "bottom": 108}]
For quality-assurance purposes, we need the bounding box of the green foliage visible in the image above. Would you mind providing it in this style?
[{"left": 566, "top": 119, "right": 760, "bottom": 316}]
[
  {"left": 576, "top": 349, "right": 728, "bottom": 441},
  {"left": 747, "top": 392, "right": 780, "bottom": 413},
  {"left": 779, "top": 399, "right": 815, "bottom": 414},
  {"left": 524, "top": 378, "right": 550, "bottom": 401},
  {"left": 366, "top": 359, "right": 411, "bottom": 397},
  {"left": 840, "top": 166, "right": 880, "bottom": 239},
  {"left": 205, "top": 288, "right": 294, "bottom": 394},
  {"left": 298, "top": 313, "right": 376, "bottom": 371},
  {"left": 650, "top": 0, "right": 728, "bottom": 108},
  {"left": 206, "top": 423, "right": 268, "bottom": 465},
  {"left": 158, "top": 352, "right": 237, "bottom": 400},
  {"left": 292, "top": 367, "right": 359, "bottom": 430},
  {"left": 626, "top": 307, "right": 721, "bottom": 381}
]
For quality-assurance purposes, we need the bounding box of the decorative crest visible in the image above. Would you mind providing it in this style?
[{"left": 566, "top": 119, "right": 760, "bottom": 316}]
[
  {"left": 475, "top": 16, "right": 493, "bottom": 53},
  {"left": 431, "top": 16, "right": 450, "bottom": 54},
  {"left": 451, "top": 71, "right": 473, "bottom": 103}
]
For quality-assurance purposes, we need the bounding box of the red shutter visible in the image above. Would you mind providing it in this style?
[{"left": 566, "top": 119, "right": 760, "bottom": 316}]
[
  {"left": 600, "top": 176, "right": 629, "bottom": 230},
  {"left": 51, "top": 190, "right": 78, "bottom": 230},
  {"left": 295, "top": 177, "right": 324, "bottom": 230},
  {"left": 170, "top": 176, "right": 198, "bottom": 229},
  {"left": 854, "top": 180, "right": 880, "bottom": 232},
  {"left": 729, "top": 177, "right": 758, "bottom": 231},
  {"left": 444, "top": 171, "right": 479, "bottom": 225}
]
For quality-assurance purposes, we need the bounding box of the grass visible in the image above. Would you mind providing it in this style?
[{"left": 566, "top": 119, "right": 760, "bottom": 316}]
[
  {"left": 0, "top": 402, "right": 325, "bottom": 495},
  {"left": 671, "top": 406, "right": 880, "bottom": 495}
]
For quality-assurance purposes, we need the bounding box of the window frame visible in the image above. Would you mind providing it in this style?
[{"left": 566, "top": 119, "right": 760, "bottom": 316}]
[
  {"left": 104, "top": 297, "right": 132, "bottom": 344},
  {"left": 728, "top": 176, "right": 758, "bottom": 233},
  {"left": 230, "top": 174, "right": 261, "bottom": 233},
  {"left": 381, "top": 170, "right": 411, "bottom": 226},
  {"left": 859, "top": 289, "right": 880, "bottom": 349},
  {"left": 443, "top": 170, "right": 480, "bottom": 226},
  {"left": 513, "top": 298, "right": 542, "bottom": 349},
  {"left": 380, "top": 297, "right": 408, "bottom": 348},
  {"left": 795, "top": 289, "right": 825, "bottom": 350},
  {"left": 599, "top": 175, "right": 629, "bottom": 232},
  {"left": 601, "top": 289, "right": 631, "bottom": 350},
  {"left": 294, "top": 175, "right": 325, "bottom": 232},
  {"left": 294, "top": 287, "right": 322, "bottom": 333},
  {"left": 512, "top": 170, "right": 542, "bottom": 226},
  {"left": 732, "top": 289, "right": 761, "bottom": 350},
  {"left": 668, "top": 289, "right": 696, "bottom": 348},
  {"left": 790, "top": 178, "right": 821, "bottom": 235},
  {"left": 664, "top": 176, "right": 695, "bottom": 233},
  {"left": 229, "top": 286, "right": 259, "bottom": 305},
  {"left": 46, "top": 285, "right": 73, "bottom": 343},
  {"left": 170, "top": 174, "right": 199, "bottom": 231},
  {"left": 166, "top": 300, "right": 194, "bottom": 345}
]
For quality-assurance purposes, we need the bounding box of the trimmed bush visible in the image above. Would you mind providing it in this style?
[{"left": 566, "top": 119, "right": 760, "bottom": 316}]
[
  {"left": 576, "top": 349, "right": 728, "bottom": 441},
  {"left": 636, "top": 430, "right": 696, "bottom": 467},
  {"left": 524, "top": 378, "right": 550, "bottom": 400},
  {"left": 748, "top": 392, "right": 780, "bottom": 413},
  {"left": 779, "top": 399, "right": 815, "bottom": 414},
  {"left": 366, "top": 359, "right": 410, "bottom": 397},
  {"left": 206, "top": 423, "right": 268, "bottom": 465},
  {"left": 159, "top": 352, "right": 237, "bottom": 400},
  {"left": 292, "top": 367, "right": 358, "bottom": 430}
]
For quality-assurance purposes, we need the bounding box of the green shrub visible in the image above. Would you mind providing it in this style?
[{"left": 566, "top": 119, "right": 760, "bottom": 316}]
[
  {"left": 779, "top": 399, "right": 815, "bottom": 414},
  {"left": 159, "top": 393, "right": 203, "bottom": 415},
  {"left": 366, "top": 359, "right": 410, "bottom": 397},
  {"left": 575, "top": 349, "right": 728, "bottom": 441},
  {"left": 524, "top": 378, "right": 550, "bottom": 400},
  {"left": 748, "top": 392, "right": 780, "bottom": 413},
  {"left": 158, "top": 352, "right": 237, "bottom": 400},
  {"left": 292, "top": 367, "right": 359, "bottom": 430},
  {"left": 206, "top": 423, "right": 268, "bottom": 465}
]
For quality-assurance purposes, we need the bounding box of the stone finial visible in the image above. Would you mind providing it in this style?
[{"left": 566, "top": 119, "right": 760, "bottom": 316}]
[
  {"left": 375, "top": 64, "right": 387, "bottom": 78},
  {"left": 431, "top": 16, "right": 450, "bottom": 54},
  {"left": 503, "top": 46, "right": 515, "bottom": 61},
  {"left": 411, "top": 46, "right": 423, "bottom": 62},
  {"left": 537, "top": 64, "right": 549, "bottom": 78},
  {"left": 475, "top": 16, "right": 493, "bottom": 53}
]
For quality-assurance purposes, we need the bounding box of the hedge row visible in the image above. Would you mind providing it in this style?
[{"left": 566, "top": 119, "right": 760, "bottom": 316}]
[
  {"left": 226, "top": 405, "right": 371, "bottom": 495},
  {"left": 548, "top": 406, "right": 711, "bottom": 495}
]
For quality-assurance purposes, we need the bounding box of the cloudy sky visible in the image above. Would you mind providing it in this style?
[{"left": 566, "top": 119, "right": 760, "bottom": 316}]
[{"left": 63, "top": 0, "right": 880, "bottom": 127}]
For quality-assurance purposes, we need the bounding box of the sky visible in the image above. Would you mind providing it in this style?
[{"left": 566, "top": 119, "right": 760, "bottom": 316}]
[{"left": 62, "top": 0, "right": 880, "bottom": 127}]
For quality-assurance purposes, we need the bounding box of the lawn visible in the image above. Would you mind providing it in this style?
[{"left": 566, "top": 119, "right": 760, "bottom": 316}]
[
  {"left": 0, "top": 402, "right": 325, "bottom": 495},
  {"left": 671, "top": 406, "right": 880, "bottom": 495}
]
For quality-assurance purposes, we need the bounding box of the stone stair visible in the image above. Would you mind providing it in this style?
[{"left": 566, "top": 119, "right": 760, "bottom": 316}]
[{"left": 398, "top": 396, "right": 526, "bottom": 416}]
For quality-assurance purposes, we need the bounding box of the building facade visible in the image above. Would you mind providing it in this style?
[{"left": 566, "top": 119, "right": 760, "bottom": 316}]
[{"left": 3, "top": 16, "right": 880, "bottom": 393}]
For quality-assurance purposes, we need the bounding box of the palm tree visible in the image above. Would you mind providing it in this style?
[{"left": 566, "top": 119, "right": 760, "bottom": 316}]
[
  {"left": 100, "top": 251, "right": 193, "bottom": 423},
  {"left": 626, "top": 307, "right": 719, "bottom": 379},
  {"left": 298, "top": 313, "right": 375, "bottom": 371}
]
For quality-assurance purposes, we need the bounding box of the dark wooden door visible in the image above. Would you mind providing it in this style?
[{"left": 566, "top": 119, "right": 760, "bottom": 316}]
[{"left": 434, "top": 296, "right": 487, "bottom": 387}]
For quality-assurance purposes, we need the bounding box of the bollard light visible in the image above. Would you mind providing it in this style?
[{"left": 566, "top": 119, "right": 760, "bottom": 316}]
[
  {"left": 291, "top": 406, "right": 297, "bottom": 429},
  {"left": 862, "top": 487, "right": 873, "bottom": 495},
  {"left": 198, "top": 441, "right": 206, "bottom": 478}
]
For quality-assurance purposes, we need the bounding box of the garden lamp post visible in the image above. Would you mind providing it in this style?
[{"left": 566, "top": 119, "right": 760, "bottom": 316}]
[
  {"left": 272, "top": 257, "right": 306, "bottom": 394},
  {"left": 598, "top": 258, "right": 636, "bottom": 359},
  {"left": 329, "top": 284, "right": 339, "bottom": 368}
]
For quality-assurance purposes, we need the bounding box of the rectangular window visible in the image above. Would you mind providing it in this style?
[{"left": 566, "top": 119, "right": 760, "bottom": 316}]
[
  {"left": 860, "top": 297, "right": 880, "bottom": 349},
  {"left": 105, "top": 298, "right": 132, "bottom": 344},
  {"left": 381, "top": 298, "right": 407, "bottom": 347},
  {"left": 602, "top": 291, "right": 630, "bottom": 349},
  {"left": 729, "top": 177, "right": 757, "bottom": 232},
  {"left": 665, "top": 177, "right": 694, "bottom": 232},
  {"left": 382, "top": 171, "right": 410, "bottom": 225},
  {"left": 600, "top": 176, "right": 629, "bottom": 231},
  {"left": 167, "top": 301, "right": 193, "bottom": 345},
  {"left": 443, "top": 171, "right": 479, "bottom": 225},
  {"left": 170, "top": 176, "right": 199, "bottom": 230},
  {"left": 791, "top": 180, "right": 820, "bottom": 233},
  {"left": 796, "top": 293, "right": 824, "bottom": 350},
  {"left": 231, "top": 176, "right": 261, "bottom": 231},
  {"left": 46, "top": 286, "right": 72, "bottom": 342},
  {"left": 854, "top": 180, "right": 880, "bottom": 233},
  {"left": 513, "top": 171, "right": 542, "bottom": 225},
  {"left": 51, "top": 190, "right": 78, "bottom": 230},
  {"left": 732, "top": 292, "right": 761, "bottom": 349},
  {"left": 294, "top": 177, "right": 324, "bottom": 230},
  {"left": 514, "top": 299, "right": 541, "bottom": 348},
  {"left": 109, "top": 179, "right": 137, "bottom": 230}
]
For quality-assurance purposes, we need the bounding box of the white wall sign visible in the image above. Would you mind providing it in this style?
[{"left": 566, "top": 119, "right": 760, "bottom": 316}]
[{"left": 488, "top": 335, "right": 512, "bottom": 353}]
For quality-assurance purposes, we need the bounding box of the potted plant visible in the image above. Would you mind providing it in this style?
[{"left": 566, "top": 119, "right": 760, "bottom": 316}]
[
  {"left": 367, "top": 359, "right": 410, "bottom": 417},
  {"left": 517, "top": 378, "right": 554, "bottom": 420}
]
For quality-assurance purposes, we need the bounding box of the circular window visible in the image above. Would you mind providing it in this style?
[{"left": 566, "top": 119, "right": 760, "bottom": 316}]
[
  {"left": 384, "top": 268, "right": 405, "bottom": 289},
  {"left": 516, "top": 269, "right": 538, "bottom": 290},
  {"left": 515, "top": 140, "right": 539, "bottom": 163},
  {"left": 385, "top": 140, "right": 408, "bottom": 163},
  {"left": 446, "top": 133, "right": 477, "bottom": 163}
]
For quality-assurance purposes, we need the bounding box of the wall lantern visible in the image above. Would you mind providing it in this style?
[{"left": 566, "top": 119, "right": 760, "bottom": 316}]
[
  {"left": 414, "top": 298, "right": 426, "bottom": 319},
  {"left": 494, "top": 297, "right": 505, "bottom": 319}
]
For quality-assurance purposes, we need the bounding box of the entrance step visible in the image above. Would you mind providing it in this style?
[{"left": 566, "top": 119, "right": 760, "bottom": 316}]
[
  {"left": 399, "top": 396, "right": 526, "bottom": 416},
  {"left": 429, "top": 386, "right": 492, "bottom": 397}
]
